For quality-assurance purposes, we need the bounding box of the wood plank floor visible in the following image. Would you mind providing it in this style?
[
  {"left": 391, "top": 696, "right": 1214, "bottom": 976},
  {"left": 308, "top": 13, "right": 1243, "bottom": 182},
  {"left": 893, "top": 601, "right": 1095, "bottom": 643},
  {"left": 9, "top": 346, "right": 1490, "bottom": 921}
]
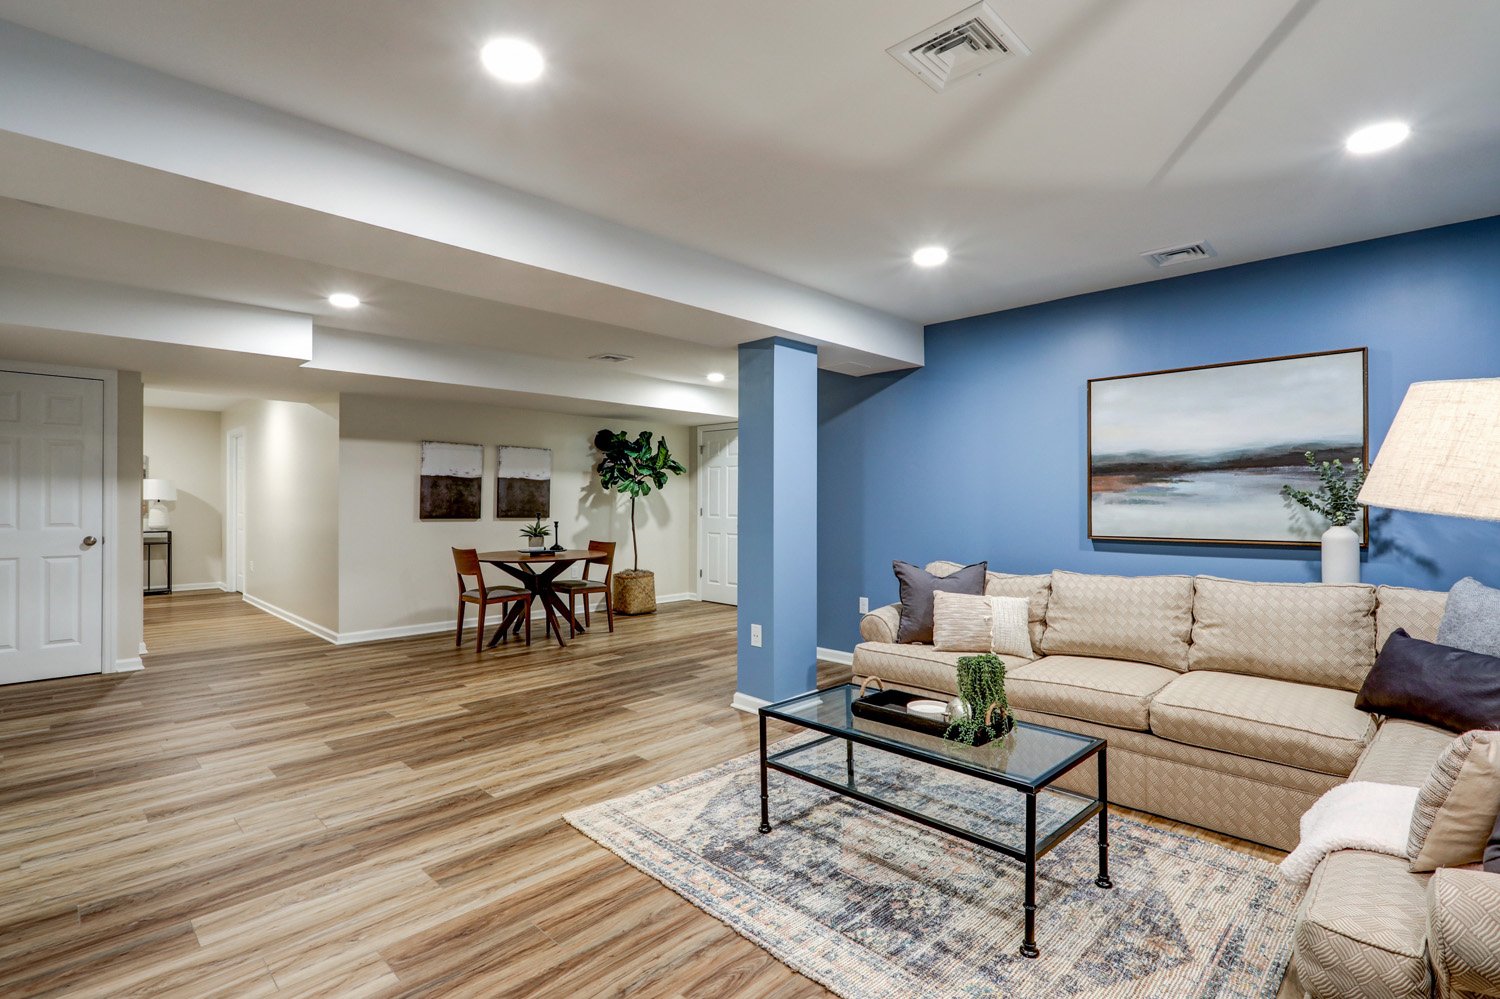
[{"left": 0, "top": 593, "right": 1279, "bottom": 997}]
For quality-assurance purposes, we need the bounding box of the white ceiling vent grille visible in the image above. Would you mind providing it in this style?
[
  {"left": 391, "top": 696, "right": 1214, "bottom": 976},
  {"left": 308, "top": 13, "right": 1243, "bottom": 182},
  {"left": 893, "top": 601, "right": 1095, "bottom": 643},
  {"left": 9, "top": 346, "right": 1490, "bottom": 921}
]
[
  {"left": 588, "top": 353, "right": 634, "bottom": 363},
  {"left": 1141, "top": 241, "right": 1218, "bottom": 268},
  {"left": 887, "top": 2, "right": 1030, "bottom": 93}
]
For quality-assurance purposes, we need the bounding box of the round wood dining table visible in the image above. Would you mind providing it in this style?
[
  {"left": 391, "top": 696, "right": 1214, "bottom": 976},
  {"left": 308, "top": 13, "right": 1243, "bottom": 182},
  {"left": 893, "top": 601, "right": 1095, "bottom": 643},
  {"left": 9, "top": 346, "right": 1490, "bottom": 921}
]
[{"left": 477, "top": 549, "right": 609, "bottom": 649}]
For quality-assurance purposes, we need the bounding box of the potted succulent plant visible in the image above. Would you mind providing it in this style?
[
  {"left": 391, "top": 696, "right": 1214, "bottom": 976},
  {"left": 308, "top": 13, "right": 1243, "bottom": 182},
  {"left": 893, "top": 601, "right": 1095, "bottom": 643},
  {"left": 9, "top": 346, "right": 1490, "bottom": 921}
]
[
  {"left": 945, "top": 653, "right": 1015, "bottom": 746},
  {"left": 519, "top": 515, "right": 551, "bottom": 552},
  {"left": 593, "top": 429, "right": 686, "bottom": 614},
  {"left": 1281, "top": 451, "right": 1367, "bottom": 583}
]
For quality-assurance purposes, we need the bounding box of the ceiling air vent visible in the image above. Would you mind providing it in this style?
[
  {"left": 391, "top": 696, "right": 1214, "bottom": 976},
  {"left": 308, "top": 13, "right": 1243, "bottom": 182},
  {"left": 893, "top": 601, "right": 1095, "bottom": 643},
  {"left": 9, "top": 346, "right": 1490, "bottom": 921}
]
[
  {"left": 887, "top": 2, "right": 1030, "bottom": 93},
  {"left": 588, "top": 353, "right": 634, "bottom": 363},
  {"left": 1141, "top": 240, "right": 1218, "bottom": 268}
]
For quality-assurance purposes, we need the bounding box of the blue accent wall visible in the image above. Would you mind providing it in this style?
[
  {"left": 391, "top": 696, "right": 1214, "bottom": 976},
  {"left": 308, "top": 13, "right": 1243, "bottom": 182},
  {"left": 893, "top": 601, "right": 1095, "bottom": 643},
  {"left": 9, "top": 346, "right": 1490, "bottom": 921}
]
[
  {"left": 739, "top": 337, "right": 820, "bottom": 701},
  {"left": 819, "top": 216, "right": 1500, "bottom": 652}
]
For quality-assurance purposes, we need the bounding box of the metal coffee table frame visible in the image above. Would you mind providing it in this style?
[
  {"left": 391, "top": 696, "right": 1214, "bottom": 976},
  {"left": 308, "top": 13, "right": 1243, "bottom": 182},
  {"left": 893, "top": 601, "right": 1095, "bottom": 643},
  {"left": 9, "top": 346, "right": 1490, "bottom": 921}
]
[{"left": 758, "top": 684, "right": 1112, "bottom": 959}]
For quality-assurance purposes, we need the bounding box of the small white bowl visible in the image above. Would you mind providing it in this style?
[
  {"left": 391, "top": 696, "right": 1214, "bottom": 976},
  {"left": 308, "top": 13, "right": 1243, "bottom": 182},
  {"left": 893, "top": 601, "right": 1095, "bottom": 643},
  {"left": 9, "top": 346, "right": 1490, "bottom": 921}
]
[{"left": 906, "top": 700, "right": 948, "bottom": 717}]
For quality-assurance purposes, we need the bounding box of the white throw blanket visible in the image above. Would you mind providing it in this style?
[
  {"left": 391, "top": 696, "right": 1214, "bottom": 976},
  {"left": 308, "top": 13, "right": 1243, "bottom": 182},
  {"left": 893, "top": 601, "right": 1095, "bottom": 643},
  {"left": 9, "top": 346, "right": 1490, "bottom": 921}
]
[{"left": 1279, "top": 781, "right": 1419, "bottom": 887}]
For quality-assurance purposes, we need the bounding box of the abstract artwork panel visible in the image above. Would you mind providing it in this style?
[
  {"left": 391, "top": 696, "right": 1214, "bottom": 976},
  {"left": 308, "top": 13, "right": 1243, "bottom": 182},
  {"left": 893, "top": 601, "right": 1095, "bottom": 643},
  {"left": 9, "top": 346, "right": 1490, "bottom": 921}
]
[
  {"left": 419, "top": 441, "right": 482, "bottom": 520},
  {"left": 1089, "top": 348, "right": 1367, "bottom": 545},
  {"left": 496, "top": 445, "right": 551, "bottom": 519}
]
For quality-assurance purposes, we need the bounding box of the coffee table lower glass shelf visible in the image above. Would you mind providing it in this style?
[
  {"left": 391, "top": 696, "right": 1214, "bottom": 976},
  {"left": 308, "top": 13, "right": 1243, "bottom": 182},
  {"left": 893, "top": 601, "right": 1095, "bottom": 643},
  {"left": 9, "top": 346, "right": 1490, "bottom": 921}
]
[{"left": 758, "top": 684, "right": 1112, "bottom": 958}]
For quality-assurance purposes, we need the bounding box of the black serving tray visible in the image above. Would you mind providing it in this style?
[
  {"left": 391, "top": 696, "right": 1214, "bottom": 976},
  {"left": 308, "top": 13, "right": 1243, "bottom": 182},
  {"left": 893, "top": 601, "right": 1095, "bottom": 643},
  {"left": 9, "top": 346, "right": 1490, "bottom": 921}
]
[{"left": 851, "top": 689, "right": 1012, "bottom": 747}]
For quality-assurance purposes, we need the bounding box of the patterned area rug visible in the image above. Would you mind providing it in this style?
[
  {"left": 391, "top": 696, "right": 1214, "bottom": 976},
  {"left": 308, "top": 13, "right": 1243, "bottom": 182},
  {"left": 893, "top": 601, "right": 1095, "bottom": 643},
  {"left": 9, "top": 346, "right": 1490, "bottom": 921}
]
[{"left": 566, "top": 738, "right": 1301, "bottom": 998}]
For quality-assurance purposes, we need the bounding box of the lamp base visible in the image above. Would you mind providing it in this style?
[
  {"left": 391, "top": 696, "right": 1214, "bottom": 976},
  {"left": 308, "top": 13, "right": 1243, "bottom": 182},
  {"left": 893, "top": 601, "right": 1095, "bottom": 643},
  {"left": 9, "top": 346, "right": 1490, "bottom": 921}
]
[{"left": 146, "top": 503, "right": 170, "bottom": 530}]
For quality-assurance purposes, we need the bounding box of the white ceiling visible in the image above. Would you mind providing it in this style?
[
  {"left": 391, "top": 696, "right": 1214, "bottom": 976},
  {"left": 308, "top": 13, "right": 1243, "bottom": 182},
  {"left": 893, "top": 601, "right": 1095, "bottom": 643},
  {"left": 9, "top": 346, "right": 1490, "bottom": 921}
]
[
  {"left": 0, "top": 0, "right": 1495, "bottom": 327},
  {"left": 0, "top": 0, "right": 1496, "bottom": 417}
]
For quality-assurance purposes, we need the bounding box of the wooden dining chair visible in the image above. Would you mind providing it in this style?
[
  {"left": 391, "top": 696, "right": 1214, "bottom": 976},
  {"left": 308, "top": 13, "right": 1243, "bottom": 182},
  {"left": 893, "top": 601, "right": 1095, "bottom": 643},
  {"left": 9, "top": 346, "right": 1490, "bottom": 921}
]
[
  {"left": 553, "top": 540, "right": 615, "bottom": 637},
  {"left": 452, "top": 548, "right": 532, "bottom": 652}
]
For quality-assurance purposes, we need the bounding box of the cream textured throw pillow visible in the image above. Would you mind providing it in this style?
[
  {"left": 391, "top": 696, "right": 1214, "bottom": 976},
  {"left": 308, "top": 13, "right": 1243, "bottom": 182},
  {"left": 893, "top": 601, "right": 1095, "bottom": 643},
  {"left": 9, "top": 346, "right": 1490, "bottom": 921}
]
[
  {"left": 1408, "top": 730, "right": 1500, "bottom": 872},
  {"left": 932, "top": 592, "right": 1030, "bottom": 657}
]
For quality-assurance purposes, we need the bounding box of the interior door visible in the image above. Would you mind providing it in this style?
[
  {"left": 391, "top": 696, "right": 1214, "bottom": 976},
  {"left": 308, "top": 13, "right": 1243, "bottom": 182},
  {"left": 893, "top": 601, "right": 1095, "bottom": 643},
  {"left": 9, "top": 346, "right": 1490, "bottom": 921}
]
[
  {"left": 0, "top": 370, "right": 105, "bottom": 684},
  {"left": 698, "top": 427, "right": 738, "bottom": 605}
]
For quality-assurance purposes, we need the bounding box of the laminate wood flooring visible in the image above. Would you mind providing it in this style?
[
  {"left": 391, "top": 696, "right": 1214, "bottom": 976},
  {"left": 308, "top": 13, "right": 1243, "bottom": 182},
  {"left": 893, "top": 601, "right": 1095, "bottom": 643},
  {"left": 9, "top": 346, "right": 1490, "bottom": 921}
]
[{"left": 0, "top": 592, "right": 1279, "bottom": 997}]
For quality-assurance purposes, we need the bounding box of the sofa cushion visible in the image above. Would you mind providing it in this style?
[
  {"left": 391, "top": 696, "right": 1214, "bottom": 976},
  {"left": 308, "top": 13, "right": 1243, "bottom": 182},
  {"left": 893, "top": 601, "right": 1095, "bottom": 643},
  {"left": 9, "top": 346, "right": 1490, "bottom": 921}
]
[
  {"left": 1188, "top": 576, "right": 1376, "bottom": 691},
  {"left": 853, "top": 642, "right": 1032, "bottom": 697},
  {"left": 927, "top": 562, "right": 1051, "bottom": 655},
  {"left": 1150, "top": 671, "right": 1374, "bottom": 776},
  {"left": 1353, "top": 718, "right": 1458, "bottom": 786},
  {"left": 1439, "top": 577, "right": 1500, "bottom": 657},
  {"left": 1039, "top": 570, "right": 1193, "bottom": 671},
  {"left": 1007, "top": 655, "right": 1177, "bottom": 732},
  {"left": 1293, "top": 849, "right": 1433, "bottom": 999},
  {"left": 1377, "top": 584, "right": 1448, "bottom": 650}
]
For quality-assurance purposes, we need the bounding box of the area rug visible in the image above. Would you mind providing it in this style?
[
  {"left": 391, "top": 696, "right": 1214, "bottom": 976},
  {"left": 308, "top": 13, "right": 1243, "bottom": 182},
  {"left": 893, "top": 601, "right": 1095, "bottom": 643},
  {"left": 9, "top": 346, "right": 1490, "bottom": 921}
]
[{"left": 565, "top": 738, "right": 1301, "bottom": 998}]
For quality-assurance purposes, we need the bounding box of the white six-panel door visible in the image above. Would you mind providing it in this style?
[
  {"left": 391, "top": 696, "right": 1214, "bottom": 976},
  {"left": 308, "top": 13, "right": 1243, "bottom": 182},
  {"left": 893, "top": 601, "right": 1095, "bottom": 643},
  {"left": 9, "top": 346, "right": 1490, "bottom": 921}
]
[
  {"left": 698, "top": 427, "right": 738, "bottom": 605},
  {"left": 0, "top": 371, "right": 105, "bottom": 684}
]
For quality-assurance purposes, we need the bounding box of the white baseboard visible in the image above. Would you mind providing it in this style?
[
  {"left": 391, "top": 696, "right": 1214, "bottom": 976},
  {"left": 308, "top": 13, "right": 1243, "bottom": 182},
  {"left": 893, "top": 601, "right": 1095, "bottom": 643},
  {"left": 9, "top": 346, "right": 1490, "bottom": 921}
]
[
  {"left": 110, "top": 657, "right": 144, "bottom": 673},
  {"left": 816, "top": 646, "right": 854, "bottom": 666},
  {"left": 241, "top": 593, "right": 339, "bottom": 644},
  {"left": 657, "top": 592, "right": 699, "bottom": 604},
  {"left": 731, "top": 691, "right": 770, "bottom": 714},
  {"left": 167, "top": 581, "right": 229, "bottom": 593}
]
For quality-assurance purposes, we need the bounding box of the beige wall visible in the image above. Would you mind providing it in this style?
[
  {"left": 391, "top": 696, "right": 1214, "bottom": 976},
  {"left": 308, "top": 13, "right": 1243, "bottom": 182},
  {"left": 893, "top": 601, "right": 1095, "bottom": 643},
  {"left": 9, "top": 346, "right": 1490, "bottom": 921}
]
[
  {"left": 222, "top": 399, "right": 339, "bottom": 633},
  {"left": 143, "top": 407, "right": 224, "bottom": 588},
  {"left": 116, "top": 371, "right": 144, "bottom": 666},
  {"left": 337, "top": 394, "right": 696, "bottom": 637}
]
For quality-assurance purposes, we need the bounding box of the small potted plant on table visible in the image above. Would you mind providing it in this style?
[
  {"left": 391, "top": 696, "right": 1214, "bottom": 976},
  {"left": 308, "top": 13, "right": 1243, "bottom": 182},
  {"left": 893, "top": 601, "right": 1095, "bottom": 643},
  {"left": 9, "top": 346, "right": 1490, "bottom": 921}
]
[
  {"left": 520, "top": 516, "right": 551, "bottom": 553},
  {"left": 1281, "top": 451, "right": 1367, "bottom": 583},
  {"left": 946, "top": 653, "right": 1016, "bottom": 746}
]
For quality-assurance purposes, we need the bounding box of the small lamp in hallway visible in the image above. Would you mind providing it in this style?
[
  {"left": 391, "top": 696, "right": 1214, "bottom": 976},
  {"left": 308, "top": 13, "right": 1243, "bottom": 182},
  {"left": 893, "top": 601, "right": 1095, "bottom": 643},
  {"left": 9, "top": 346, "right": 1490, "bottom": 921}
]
[{"left": 142, "top": 478, "right": 177, "bottom": 529}]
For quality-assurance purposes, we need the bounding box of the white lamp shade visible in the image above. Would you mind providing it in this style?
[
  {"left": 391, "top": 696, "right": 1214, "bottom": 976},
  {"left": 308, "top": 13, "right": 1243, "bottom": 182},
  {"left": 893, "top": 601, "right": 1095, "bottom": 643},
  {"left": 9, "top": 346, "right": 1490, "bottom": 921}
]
[
  {"left": 142, "top": 478, "right": 177, "bottom": 502},
  {"left": 1358, "top": 379, "right": 1500, "bottom": 521}
]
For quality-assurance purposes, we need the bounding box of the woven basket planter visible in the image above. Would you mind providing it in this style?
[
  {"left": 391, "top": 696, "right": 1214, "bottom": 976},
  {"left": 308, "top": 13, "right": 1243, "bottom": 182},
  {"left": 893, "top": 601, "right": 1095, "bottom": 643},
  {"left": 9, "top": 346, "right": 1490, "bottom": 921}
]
[{"left": 612, "top": 569, "right": 657, "bottom": 615}]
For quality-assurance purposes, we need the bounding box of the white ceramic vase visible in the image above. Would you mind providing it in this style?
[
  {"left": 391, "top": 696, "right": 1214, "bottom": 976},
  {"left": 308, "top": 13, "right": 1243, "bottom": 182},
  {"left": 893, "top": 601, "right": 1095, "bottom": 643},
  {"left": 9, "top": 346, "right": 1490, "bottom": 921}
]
[{"left": 1320, "top": 524, "right": 1360, "bottom": 584}]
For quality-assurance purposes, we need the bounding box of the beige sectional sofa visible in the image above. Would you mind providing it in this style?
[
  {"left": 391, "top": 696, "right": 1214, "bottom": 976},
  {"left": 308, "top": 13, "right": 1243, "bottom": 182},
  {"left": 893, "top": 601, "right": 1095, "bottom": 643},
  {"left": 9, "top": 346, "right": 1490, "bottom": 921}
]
[{"left": 855, "top": 563, "right": 1500, "bottom": 999}]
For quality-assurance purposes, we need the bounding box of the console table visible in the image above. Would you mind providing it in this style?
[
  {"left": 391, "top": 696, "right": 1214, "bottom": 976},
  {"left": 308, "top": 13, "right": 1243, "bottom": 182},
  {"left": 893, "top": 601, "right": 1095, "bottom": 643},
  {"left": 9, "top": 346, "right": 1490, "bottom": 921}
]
[{"left": 143, "top": 529, "right": 172, "bottom": 595}]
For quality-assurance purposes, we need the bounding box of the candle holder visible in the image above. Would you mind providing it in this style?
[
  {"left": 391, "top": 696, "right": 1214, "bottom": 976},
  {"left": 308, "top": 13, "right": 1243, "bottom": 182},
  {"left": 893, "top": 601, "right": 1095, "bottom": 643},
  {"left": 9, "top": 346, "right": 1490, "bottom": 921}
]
[{"left": 549, "top": 520, "right": 565, "bottom": 551}]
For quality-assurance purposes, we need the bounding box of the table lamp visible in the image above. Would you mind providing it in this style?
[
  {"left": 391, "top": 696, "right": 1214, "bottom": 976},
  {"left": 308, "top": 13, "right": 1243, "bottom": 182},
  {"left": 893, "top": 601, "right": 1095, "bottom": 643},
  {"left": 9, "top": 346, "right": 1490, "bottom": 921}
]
[
  {"left": 1358, "top": 379, "right": 1500, "bottom": 521},
  {"left": 142, "top": 478, "right": 177, "bottom": 529}
]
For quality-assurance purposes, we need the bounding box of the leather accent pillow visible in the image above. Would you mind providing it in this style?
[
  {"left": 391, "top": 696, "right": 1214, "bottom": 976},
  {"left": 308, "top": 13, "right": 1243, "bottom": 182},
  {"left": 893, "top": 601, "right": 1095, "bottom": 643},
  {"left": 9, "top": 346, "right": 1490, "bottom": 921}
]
[
  {"left": 1437, "top": 577, "right": 1500, "bottom": 657},
  {"left": 1356, "top": 629, "right": 1500, "bottom": 733},
  {"left": 1188, "top": 576, "right": 1376, "bottom": 691},
  {"left": 932, "top": 592, "right": 1031, "bottom": 657},
  {"left": 1039, "top": 570, "right": 1193, "bottom": 671},
  {"left": 893, "top": 560, "right": 986, "bottom": 644},
  {"left": 1408, "top": 730, "right": 1500, "bottom": 872}
]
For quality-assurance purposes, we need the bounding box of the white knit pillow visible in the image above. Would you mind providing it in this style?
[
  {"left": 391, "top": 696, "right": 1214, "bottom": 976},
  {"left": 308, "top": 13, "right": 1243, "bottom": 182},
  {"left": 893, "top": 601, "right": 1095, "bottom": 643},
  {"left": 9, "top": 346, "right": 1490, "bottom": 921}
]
[
  {"left": 933, "top": 592, "right": 1031, "bottom": 657},
  {"left": 989, "top": 596, "right": 1032, "bottom": 658}
]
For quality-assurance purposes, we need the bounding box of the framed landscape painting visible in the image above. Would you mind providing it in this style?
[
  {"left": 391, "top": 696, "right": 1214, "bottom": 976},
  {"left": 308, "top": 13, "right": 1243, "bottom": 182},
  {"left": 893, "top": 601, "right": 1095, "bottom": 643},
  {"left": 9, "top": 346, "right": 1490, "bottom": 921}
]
[
  {"left": 419, "top": 441, "right": 482, "bottom": 520},
  {"left": 495, "top": 445, "right": 551, "bottom": 519},
  {"left": 1088, "top": 348, "right": 1367, "bottom": 546}
]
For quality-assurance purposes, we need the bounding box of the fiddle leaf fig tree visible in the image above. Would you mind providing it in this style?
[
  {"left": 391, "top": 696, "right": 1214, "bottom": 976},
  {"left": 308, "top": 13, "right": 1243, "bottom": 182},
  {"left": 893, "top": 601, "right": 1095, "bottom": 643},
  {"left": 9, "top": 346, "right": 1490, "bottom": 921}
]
[{"left": 593, "top": 429, "right": 686, "bottom": 571}]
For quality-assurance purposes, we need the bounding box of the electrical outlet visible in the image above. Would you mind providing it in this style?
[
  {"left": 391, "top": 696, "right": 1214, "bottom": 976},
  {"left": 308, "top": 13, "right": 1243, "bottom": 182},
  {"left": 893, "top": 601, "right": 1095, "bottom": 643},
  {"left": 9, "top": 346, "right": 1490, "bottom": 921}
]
[
  {"left": 859, "top": 596, "right": 869, "bottom": 614},
  {"left": 249, "top": 560, "right": 255, "bottom": 572},
  {"left": 750, "top": 624, "right": 763, "bottom": 648}
]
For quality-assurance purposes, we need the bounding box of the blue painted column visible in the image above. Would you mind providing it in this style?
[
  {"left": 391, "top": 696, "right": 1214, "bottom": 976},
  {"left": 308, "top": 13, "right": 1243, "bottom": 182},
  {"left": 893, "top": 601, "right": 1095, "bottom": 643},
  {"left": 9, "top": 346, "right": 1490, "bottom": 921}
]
[{"left": 737, "top": 337, "right": 818, "bottom": 705}]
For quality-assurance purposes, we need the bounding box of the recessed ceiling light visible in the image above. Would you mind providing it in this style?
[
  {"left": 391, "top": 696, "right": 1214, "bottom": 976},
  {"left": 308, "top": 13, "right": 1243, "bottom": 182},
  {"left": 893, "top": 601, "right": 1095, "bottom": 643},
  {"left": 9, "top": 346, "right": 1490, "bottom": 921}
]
[
  {"left": 912, "top": 245, "right": 949, "bottom": 268},
  {"left": 706, "top": 372, "right": 726, "bottom": 383},
  {"left": 1345, "top": 120, "right": 1410, "bottom": 155},
  {"left": 481, "top": 37, "right": 545, "bottom": 84},
  {"left": 327, "top": 292, "right": 361, "bottom": 309}
]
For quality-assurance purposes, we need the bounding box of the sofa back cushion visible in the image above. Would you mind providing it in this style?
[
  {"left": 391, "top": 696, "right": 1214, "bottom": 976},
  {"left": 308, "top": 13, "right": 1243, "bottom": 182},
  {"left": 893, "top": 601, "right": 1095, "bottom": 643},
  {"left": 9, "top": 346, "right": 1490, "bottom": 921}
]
[
  {"left": 1189, "top": 576, "right": 1376, "bottom": 691},
  {"left": 1376, "top": 584, "right": 1447, "bottom": 650},
  {"left": 1039, "top": 570, "right": 1193, "bottom": 671},
  {"left": 926, "top": 562, "right": 1051, "bottom": 656}
]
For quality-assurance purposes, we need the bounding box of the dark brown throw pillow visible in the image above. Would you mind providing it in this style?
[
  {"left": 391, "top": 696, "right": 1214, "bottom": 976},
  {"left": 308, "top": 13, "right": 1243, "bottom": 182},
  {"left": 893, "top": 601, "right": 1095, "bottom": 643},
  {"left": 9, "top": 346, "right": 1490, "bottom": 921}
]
[
  {"left": 1486, "top": 810, "right": 1500, "bottom": 874},
  {"left": 1355, "top": 628, "right": 1500, "bottom": 733},
  {"left": 893, "top": 560, "right": 987, "bottom": 644}
]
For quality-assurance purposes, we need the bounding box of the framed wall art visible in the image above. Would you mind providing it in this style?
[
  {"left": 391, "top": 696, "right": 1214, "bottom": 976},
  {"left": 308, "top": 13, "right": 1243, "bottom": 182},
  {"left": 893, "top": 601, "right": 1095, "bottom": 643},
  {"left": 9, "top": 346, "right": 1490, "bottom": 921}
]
[
  {"left": 419, "top": 441, "right": 483, "bottom": 520},
  {"left": 1088, "top": 348, "right": 1367, "bottom": 545},
  {"left": 495, "top": 445, "right": 551, "bottom": 519}
]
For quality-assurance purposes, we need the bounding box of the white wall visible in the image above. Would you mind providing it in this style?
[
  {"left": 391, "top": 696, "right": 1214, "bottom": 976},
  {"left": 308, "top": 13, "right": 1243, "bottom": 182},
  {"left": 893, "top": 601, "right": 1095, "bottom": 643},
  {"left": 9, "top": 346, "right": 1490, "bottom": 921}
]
[
  {"left": 116, "top": 371, "right": 144, "bottom": 665},
  {"left": 337, "top": 394, "right": 696, "bottom": 638},
  {"left": 222, "top": 398, "right": 339, "bottom": 633},
  {"left": 143, "top": 407, "right": 224, "bottom": 588}
]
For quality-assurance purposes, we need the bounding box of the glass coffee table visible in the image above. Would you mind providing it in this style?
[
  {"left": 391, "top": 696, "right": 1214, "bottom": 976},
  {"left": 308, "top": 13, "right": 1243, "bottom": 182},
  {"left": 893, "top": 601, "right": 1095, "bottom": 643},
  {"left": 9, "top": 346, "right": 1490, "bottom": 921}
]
[{"left": 759, "top": 683, "right": 1111, "bottom": 958}]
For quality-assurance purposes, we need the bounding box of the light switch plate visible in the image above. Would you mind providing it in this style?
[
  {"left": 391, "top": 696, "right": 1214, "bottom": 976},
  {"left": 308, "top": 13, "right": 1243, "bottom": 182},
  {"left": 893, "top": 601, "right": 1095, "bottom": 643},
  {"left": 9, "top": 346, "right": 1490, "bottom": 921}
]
[
  {"left": 750, "top": 624, "right": 763, "bottom": 647},
  {"left": 859, "top": 596, "right": 869, "bottom": 614}
]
